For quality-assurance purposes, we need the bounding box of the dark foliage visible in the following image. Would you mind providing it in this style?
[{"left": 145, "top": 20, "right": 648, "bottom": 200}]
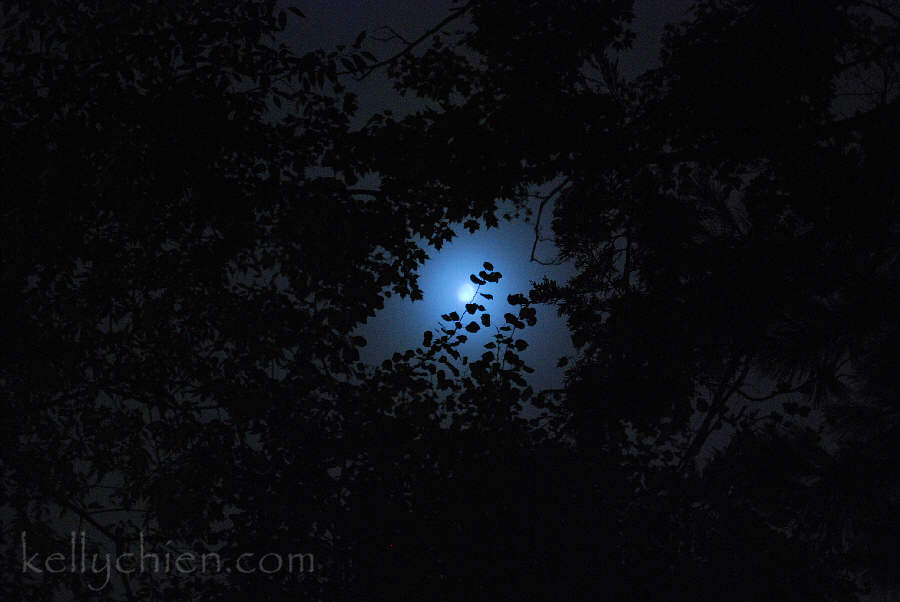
[{"left": 2, "top": 0, "right": 899, "bottom": 599}]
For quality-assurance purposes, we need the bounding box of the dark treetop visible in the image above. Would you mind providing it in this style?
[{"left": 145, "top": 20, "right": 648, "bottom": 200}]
[{"left": 2, "top": 1, "right": 899, "bottom": 600}]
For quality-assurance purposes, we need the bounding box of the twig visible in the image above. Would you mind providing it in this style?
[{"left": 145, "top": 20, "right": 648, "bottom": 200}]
[
  {"left": 529, "top": 177, "right": 571, "bottom": 264},
  {"left": 352, "top": 1, "right": 474, "bottom": 81}
]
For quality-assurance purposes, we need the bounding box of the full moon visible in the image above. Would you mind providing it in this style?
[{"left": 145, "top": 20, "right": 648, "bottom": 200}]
[{"left": 457, "top": 282, "right": 476, "bottom": 303}]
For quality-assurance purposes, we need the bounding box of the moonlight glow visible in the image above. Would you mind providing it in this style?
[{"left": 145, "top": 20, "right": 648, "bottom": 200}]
[{"left": 457, "top": 282, "right": 476, "bottom": 303}]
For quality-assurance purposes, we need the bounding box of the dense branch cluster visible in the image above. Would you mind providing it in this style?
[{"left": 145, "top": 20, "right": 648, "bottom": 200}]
[{"left": 2, "top": 0, "right": 899, "bottom": 599}]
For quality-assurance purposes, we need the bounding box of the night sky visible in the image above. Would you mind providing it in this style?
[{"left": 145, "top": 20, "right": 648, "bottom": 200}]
[{"left": 287, "top": 0, "right": 693, "bottom": 394}]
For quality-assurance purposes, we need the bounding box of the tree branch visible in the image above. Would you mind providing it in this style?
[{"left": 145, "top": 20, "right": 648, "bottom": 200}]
[
  {"left": 530, "top": 177, "right": 570, "bottom": 265},
  {"left": 352, "top": 1, "right": 474, "bottom": 81},
  {"left": 735, "top": 378, "right": 812, "bottom": 402},
  {"left": 677, "top": 355, "right": 749, "bottom": 473}
]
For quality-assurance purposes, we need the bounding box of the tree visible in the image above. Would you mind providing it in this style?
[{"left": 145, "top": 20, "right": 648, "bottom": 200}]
[
  {"left": 4, "top": 0, "right": 900, "bottom": 599},
  {"left": 1, "top": 1, "right": 568, "bottom": 598},
  {"left": 353, "top": 0, "right": 900, "bottom": 597}
]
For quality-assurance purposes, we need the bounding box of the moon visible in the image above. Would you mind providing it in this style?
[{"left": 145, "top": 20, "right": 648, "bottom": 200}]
[{"left": 457, "top": 282, "right": 476, "bottom": 303}]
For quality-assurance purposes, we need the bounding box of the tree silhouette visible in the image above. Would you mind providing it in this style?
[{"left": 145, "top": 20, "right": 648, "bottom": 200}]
[
  {"left": 362, "top": 0, "right": 900, "bottom": 598},
  {"left": 3, "top": 0, "right": 900, "bottom": 600}
]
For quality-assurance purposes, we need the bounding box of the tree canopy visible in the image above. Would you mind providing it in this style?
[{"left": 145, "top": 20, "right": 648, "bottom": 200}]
[{"left": 2, "top": 0, "right": 899, "bottom": 599}]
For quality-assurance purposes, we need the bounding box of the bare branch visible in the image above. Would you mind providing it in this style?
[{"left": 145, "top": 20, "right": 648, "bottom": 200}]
[
  {"left": 371, "top": 26, "right": 410, "bottom": 44},
  {"left": 529, "top": 177, "right": 571, "bottom": 265},
  {"left": 352, "top": 1, "right": 474, "bottom": 81}
]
